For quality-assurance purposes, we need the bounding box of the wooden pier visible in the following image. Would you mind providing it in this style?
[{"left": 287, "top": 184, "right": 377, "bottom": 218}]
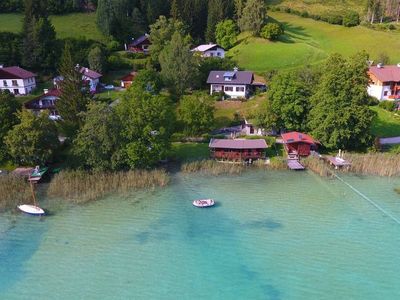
[
  {"left": 287, "top": 159, "right": 305, "bottom": 170},
  {"left": 325, "top": 156, "right": 351, "bottom": 169}
]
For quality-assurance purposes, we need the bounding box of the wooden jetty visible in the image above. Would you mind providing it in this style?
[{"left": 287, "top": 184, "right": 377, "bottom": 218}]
[
  {"left": 325, "top": 156, "right": 351, "bottom": 169},
  {"left": 287, "top": 157, "right": 305, "bottom": 170}
]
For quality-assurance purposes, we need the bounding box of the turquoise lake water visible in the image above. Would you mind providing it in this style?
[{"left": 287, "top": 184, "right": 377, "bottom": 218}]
[{"left": 1, "top": 170, "right": 400, "bottom": 299}]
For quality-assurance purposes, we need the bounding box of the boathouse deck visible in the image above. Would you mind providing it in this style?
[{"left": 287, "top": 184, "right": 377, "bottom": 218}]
[{"left": 287, "top": 159, "right": 305, "bottom": 170}]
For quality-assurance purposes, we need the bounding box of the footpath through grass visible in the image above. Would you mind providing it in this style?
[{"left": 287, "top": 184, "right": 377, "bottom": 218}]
[
  {"left": 231, "top": 12, "right": 400, "bottom": 72},
  {"left": 0, "top": 13, "right": 106, "bottom": 42},
  {"left": 370, "top": 106, "right": 400, "bottom": 138}
]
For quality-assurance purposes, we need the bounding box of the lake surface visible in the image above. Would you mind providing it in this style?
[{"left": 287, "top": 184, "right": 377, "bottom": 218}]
[{"left": 1, "top": 171, "right": 400, "bottom": 299}]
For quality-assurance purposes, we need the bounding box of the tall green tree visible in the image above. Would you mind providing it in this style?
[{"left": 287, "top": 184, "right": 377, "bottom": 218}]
[
  {"left": 129, "top": 69, "right": 162, "bottom": 94},
  {"left": 88, "top": 46, "right": 106, "bottom": 73},
  {"left": 56, "top": 43, "right": 90, "bottom": 137},
  {"left": 73, "top": 102, "right": 121, "bottom": 171},
  {"left": 308, "top": 53, "right": 375, "bottom": 149},
  {"left": 5, "top": 110, "right": 59, "bottom": 165},
  {"left": 238, "top": 0, "right": 266, "bottom": 36},
  {"left": 177, "top": 93, "right": 215, "bottom": 135},
  {"left": 0, "top": 92, "right": 20, "bottom": 162},
  {"left": 215, "top": 19, "right": 238, "bottom": 49},
  {"left": 116, "top": 90, "right": 175, "bottom": 169},
  {"left": 205, "top": 0, "right": 226, "bottom": 42},
  {"left": 159, "top": 31, "right": 198, "bottom": 97}
]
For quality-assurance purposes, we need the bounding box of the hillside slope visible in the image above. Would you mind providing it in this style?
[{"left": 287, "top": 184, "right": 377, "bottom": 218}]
[{"left": 230, "top": 11, "right": 400, "bottom": 72}]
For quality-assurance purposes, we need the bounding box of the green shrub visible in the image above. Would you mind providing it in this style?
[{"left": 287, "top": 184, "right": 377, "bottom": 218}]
[
  {"left": 343, "top": 11, "right": 360, "bottom": 27},
  {"left": 260, "top": 23, "right": 285, "bottom": 40},
  {"left": 107, "top": 40, "right": 120, "bottom": 51},
  {"left": 325, "top": 13, "right": 343, "bottom": 25},
  {"left": 378, "top": 100, "right": 396, "bottom": 111},
  {"left": 124, "top": 52, "right": 146, "bottom": 59},
  {"left": 301, "top": 11, "right": 309, "bottom": 18},
  {"left": 107, "top": 55, "right": 131, "bottom": 70}
]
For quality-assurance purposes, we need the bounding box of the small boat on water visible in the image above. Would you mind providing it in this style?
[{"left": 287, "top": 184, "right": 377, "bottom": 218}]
[
  {"left": 193, "top": 199, "right": 215, "bottom": 208},
  {"left": 17, "top": 204, "right": 45, "bottom": 215}
]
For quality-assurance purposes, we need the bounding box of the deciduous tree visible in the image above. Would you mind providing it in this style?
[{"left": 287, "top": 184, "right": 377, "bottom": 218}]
[
  {"left": 238, "top": 0, "right": 266, "bottom": 36},
  {"left": 215, "top": 19, "right": 238, "bottom": 49}
]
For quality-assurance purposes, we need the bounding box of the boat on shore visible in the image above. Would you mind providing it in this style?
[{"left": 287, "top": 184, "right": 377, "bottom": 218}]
[
  {"left": 193, "top": 199, "right": 215, "bottom": 208},
  {"left": 17, "top": 204, "right": 45, "bottom": 215}
]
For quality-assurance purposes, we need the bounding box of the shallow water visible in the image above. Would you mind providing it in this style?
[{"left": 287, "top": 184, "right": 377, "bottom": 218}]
[{"left": 1, "top": 171, "right": 400, "bottom": 299}]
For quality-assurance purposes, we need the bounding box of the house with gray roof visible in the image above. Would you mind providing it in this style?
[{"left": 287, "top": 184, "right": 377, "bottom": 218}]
[
  {"left": 191, "top": 43, "right": 225, "bottom": 58},
  {"left": 0, "top": 65, "right": 36, "bottom": 95},
  {"left": 207, "top": 69, "right": 254, "bottom": 99}
]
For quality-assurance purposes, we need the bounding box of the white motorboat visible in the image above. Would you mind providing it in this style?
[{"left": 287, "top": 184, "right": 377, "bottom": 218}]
[
  {"left": 193, "top": 199, "right": 215, "bottom": 208},
  {"left": 18, "top": 204, "right": 45, "bottom": 215}
]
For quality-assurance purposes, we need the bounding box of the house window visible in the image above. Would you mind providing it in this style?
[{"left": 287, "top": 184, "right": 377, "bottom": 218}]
[
  {"left": 217, "top": 52, "right": 221, "bottom": 56},
  {"left": 225, "top": 86, "right": 233, "bottom": 92},
  {"left": 12, "top": 80, "right": 18, "bottom": 86},
  {"left": 236, "top": 87, "right": 245, "bottom": 92},
  {"left": 210, "top": 52, "right": 214, "bottom": 57},
  {"left": 13, "top": 89, "right": 19, "bottom": 95},
  {"left": 3, "top": 80, "right": 7, "bottom": 86},
  {"left": 384, "top": 91, "right": 388, "bottom": 96}
]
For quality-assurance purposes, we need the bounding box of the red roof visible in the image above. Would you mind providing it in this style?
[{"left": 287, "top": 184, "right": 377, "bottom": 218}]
[
  {"left": 0, "top": 66, "right": 36, "bottom": 79},
  {"left": 281, "top": 132, "right": 318, "bottom": 145},
  {"left": 369, "top": 65, "right": 400, "bottom": 82},
  {"left": 121, "top": 71, "right": 138, "bottom": 82},
  {"left": 24, "top": 88, "right": 61, "bottom": 109},
  {"left": 209, "top": 138, "right": 268, "bottom": 149},
  {"left": 79, "top": 67, "right": 102, "bottom": 79}
]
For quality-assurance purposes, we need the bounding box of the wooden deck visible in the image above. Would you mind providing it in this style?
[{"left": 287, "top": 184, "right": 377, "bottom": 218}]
[
  {"left": 325, "top": 156, "right": 351, "bottom": 169},
  {"left": 287, "top": 159, "right": 305, "bottom": 170}
]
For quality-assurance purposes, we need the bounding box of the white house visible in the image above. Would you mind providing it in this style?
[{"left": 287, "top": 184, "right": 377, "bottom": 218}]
[
  {"left": 0, "top": 65, "right": 36, "bottom": 95},
  {"left": 207, "top": 69, "right": 254, "bottom": 99},
  {"left": 191, "top": 44, "right": 226, "bottom": 58},
  {"left": 53, "top": 66, "right": 102, "bottom": 93},
  {"left": 24, "top": 89, "right": 62, "bottom": 120},
  {"left": 368, "top": 64, "right": 400, "bottom": 101}
]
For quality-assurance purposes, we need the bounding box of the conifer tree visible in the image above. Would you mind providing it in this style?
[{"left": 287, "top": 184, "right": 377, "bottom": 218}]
[{"left": 238, "top": 0, "right": 266, "bottom": 36}]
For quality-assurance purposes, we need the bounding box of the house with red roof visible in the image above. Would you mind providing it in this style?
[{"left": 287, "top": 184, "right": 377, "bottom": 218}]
[
  {"left": 120, "top": 71, "right": 138, "bottom": 89},
  {"left": 0, "top": 65, "right": 36, "bottom": 95},
  {"left": 209, "top": 138, "right": 268, "bottom": 161},
  {"left": 191, "top": 43, "right": 225, "bottom": 58},
  {"left": 281, "top": 132, "right": 319, "bottom": 158},
  {"left": 24, "top": 88, "right": 62, "bottom": 120},
  {"left": 127, "top": 34, "right": 151, "bottom": 54},
  {"left": 368, "top": 64, "right": 400, "bottom": 100}
]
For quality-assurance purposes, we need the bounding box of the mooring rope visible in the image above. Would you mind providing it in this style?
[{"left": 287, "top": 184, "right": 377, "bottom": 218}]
[{"left": 332, "top": 173, "right": 400, "bottom": 225}]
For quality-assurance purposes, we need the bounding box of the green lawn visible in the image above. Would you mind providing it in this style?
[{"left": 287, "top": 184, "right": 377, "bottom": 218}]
[
  {"left": 231, "top": 12, "right": 400, "bottom": 72},
  {"left": 169, "top": 143, "right": 209, "bottom": 162},
  {"left": 0, "top": 13, "right": 106, "bottom": 42},
  {"left": 370, "top": 106, "right": 400, "bottom": 138}
]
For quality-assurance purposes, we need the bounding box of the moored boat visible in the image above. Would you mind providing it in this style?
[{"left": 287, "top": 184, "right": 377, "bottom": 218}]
[
  {"left": 17, "top": 204, "right": 45, "bottom": 215},
  {"left": 193, "top": 199, "right": 215, "bottom": 207}
]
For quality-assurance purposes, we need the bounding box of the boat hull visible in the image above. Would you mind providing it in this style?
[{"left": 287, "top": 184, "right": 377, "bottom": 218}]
[
  {"left": 18, "top": 204, "right": 45, "bottom": 215},
  {"left": 193, "top": 199, "right": 215, "bottom": 208}
]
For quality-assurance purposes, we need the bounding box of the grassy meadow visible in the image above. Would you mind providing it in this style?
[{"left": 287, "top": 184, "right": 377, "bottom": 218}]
[
  {"left": 0, "top": 13, "right": 106, "bottom": 42},
  {"left": 370, "top": 106, "right": 400, "bottom": 138},
  {"left": 231, "top": 11, "right": 400, "bottom": 72}
]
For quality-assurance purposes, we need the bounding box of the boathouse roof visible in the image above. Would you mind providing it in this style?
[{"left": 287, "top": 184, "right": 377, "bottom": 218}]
[
  {"left": 281, "top": 132, "right": 318, "bottom": 145},
  {"left": 209, "top": 138, "right": 268, "bottom": 149}
]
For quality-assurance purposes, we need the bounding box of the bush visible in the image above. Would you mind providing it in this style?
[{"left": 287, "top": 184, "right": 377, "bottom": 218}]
[
  {"left": 324, "top": 13, "right": 343, "bottom": 25},
  {"left": 343, "top": 11, "right": 360, "bottom": 27},
  {"left": 378, "top": 100, "right": 396, "bottom": 111},
  {"left": 260, "top": 23, "right": 285, "bottom": 40},
  {"left": 107, "top": 40, "right": 120, "bottom": 52},
  {"left": 301, "top": 11, "right": 309, "bottom": 18},
  {"left": 124, "top": 52, "right": 146, "bottom": 59},
  {"left": 107, "top": 55, "right": 130, "bottom": 70}
]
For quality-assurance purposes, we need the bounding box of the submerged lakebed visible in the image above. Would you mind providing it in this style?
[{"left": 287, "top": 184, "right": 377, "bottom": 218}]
[{"left": 1, "top": 170, "right": 400, "bottom": 299}]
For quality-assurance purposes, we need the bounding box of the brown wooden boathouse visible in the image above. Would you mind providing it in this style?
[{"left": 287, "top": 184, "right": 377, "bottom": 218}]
[{"left": 209, "top": 138, "right": 268, "bottom": 161}]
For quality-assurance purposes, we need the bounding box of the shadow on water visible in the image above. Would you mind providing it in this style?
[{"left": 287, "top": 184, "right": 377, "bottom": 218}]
[{"left": 0, "top": 215, "right": 47, "bottom": 293}]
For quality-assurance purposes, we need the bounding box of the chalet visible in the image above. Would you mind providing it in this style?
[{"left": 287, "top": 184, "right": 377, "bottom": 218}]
[
  {"left": 120, "top": 71, "right": 138, "bottom": 89},
  {"left": 207, "top": 69, "right": 254, "bottom": 99},
  {"left": 281, "top": 131, "right": 319, "bottom": 158},
  {"left": 53, "top": 66, "right": 102, "bottom": 93},
  {"left": 127, "top": 34, "right": 151, "bottom": 54},
  {"left": 0, "top": 65, "right": 36, "bottom": 95},
  {"left": 368, "top": 64, "right": 400, "bottom": 101},
  {"left": 209, "top": 138, "right": 268, "bottom": 161},
  {"left": 191, "top": 43, "right": 226, "bottom": 58},
  {"left": 24, "top": 88, "right": 61, "bottom": 120}
]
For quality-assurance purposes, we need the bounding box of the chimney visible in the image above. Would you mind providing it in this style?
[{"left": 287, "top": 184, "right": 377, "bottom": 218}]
[{"left": 233, "top": 66, "right": 239, "bottom": 72}]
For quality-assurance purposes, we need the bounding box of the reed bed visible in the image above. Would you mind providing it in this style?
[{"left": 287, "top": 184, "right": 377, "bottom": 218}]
[
  {"left": 46, "top": 169, "right": 170, "bottom": 203},
  {"left": 344, "top": 153, "right": 400, "bottom": 177},
  {"left": 302, "top": 156, "right": 333, "bottom": 177},
  {"left": 395, "top": 188, "right": 400, "bottom": 194},
  {"left": 0, "top": 175, "right": 31, "bottom": 211},
  {"left": 181, "top": 160, "right": 245, "bottom": 175}
]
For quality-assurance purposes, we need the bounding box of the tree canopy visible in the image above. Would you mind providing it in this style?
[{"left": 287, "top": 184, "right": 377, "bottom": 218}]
[
  {"left": 215, "top": 19, "right": 238, "bottom": 49},
  {"left": 0, "top": 92, "right": 20, "bottom": 162}
]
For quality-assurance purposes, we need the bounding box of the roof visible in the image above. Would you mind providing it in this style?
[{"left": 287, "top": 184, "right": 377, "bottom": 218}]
[
  {"left": 207, "top": 71, "right": 254, "bottom": 85},
  {"left": 191, "top": 44, "right": 225, "bottom": 52},
  {"left": 80, "top": 67, "right": 102, "bottom": 79},
  {"left": 120, "top": 71, "right": 138, "bottom": 82},
  {"left": 24, "top": 89, "right": 61, "bottom": 109},
  {"left": 131, "top": 34, "right": 150, "bottom": 47},
  {"left": 281, "top": 132, "right": 318, "bottom": 145},
  {"left": 209, "top": 138, "right": 268, "bottom": 149},
  {"left": 0, "top": 66, "right": 36, "bottom": 79},
  {"left": 369, "top": 65, "right": 400, "bottom": 82}
]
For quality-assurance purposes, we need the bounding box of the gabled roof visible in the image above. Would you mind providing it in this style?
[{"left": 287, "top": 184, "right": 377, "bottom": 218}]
[
  {"left": 209, "top": 138, "right": 268, "bottom": 149},
  {"left": 207, "top": 71, "right": 254, "bottom": 85},
  {"left": 191, "top": 43, "right": 225, "bottom": 52},
  {"left": 281, "top": 132, "right": 318, "bottom": 145},
  {"left": 80, "top": 67, "right": 102, "bottom": 79},
  {"left": 120, "top": 71, "right": 138, "bottom": 82},
  {"left": 0, "top": 66, "right": 36, "bottom": 79},
  {"left": 369, "top": 65, "right": 400, "bottom": 82},
  {"left": 131, "top": 34, "right": 150, "bottom": 47},
  {"left": 24, "top": 89, "right": 61, "bottom": 109}
]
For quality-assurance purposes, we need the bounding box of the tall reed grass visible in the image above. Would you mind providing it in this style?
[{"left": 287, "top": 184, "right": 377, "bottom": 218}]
[
  {"left": 0, "top": 175, "right": 31, "bottom": 211},
  {"left": 47, "top": 169, "right": 170, "bottom": 203},
  {"left": 302, "top": 156, "right": 333, "bottom": 177},
  {"left": 344, "top": 153, "right": 400, "bottom": 177}
]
